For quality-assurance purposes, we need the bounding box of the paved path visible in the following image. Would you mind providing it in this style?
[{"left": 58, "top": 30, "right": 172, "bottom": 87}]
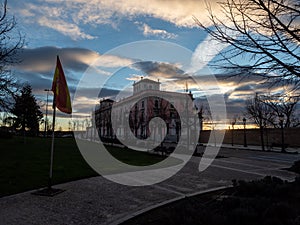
[{"left": 0, "top": 147, "right": 299, "bottom": 225}]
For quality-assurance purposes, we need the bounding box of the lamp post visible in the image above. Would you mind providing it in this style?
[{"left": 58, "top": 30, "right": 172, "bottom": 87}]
[
  {"left": 279, "top": 114, "right": 286, "bottom": 153},
  {"left": 44, "top": 89, "right": 51, "bottom": 138},
  {"left": 231, "top": 121, "right": 235, "bottom": 146},
  {"left": 193, "top": 106, "right": 198, "bottom": 145},
  {"left": 22, "top": 113, "right": 25, "bottom": 144},
  {"left": 243, "top": 117, "right": 247, "bottom": 147}
]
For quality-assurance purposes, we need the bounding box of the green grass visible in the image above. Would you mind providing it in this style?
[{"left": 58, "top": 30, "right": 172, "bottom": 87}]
[
  {"left": 0, "top": 136, "right": 170, "bottom": 197},
  {"left": 108, "top": 145, "right": 166, "bottom": 166}
]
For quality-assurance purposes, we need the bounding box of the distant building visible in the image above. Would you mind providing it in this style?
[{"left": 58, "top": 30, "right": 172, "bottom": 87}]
[
  {"left": 94, "top": 78, "right": 200, "bottom": 145},
  {"left": 94, "top": 99, "right": 114, "bottom": 139}
]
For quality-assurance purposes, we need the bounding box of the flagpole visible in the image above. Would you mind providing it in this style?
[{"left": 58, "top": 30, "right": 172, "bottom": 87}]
[
  {"left": 32, "top": 55, "right": 68, "bottom": 196},
  {"left": 48, "top": 100, "right": 56, "bottom": 189}
]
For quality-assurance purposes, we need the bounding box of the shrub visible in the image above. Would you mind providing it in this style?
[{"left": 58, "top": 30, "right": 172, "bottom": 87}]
[
  {"left": 288, "top": 160, "right": 300, "bottom": 175},
  {"left": 0, "top": 130, "right": 13, "bottom": 139}
]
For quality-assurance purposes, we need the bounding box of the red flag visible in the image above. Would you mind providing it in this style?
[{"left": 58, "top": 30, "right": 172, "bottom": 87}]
[{"left": 51, "top": 56, "right": 72, "bottom": 114}]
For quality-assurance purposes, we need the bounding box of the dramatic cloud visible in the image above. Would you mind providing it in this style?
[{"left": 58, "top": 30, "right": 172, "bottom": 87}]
[
  {"left": 15, "top": 47, "right": 135, "bottom": 73},
  {"left": 17, "top": 0, "right": 223, "bottom": 39},
  {"left": 18, "top": 3, "right": 96, "bottom": 40},
  {"left": 129, "top": 60, "right": 293, "bottom": 120},
  {"left": 133, "top": 61, "right": 232, "bottom": 94},
  {"left": 13, "top": 47, "right": 137, "bottom": 109},
  {"left": 134, "top": 61, "right": 185, "bottom": 79},
  {"left": 127, "top": 61, "right": 285, "bottom": 100},
  {"left": 15, "top": 47, "right": 98, "bottom": 73}
]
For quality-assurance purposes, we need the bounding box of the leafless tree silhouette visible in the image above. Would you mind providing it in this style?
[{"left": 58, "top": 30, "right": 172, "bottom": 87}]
[
  {"left": 0, "top": 0, "right": 24, "bottom": 110},
  {"left": 246, "top": 92, "right": 300, "bottom": 149},
  {"left": 246, "top": 94, "right": 276, "bottom": 150},
  {"left": 194, "top": 0, "right": 300, "bottom": 85},
  {"left": 260, "top": 94, "right": 300, "bottom": 128}
]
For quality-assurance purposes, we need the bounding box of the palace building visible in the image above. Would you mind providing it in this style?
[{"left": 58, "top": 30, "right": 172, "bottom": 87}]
[{"left": 94, "top": 78, "right": 200, "bottom": 146}]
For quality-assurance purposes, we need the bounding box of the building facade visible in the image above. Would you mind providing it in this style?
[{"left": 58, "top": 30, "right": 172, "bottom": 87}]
[{"left": 94, "top": 78, "right": 200, "bottom": 146}]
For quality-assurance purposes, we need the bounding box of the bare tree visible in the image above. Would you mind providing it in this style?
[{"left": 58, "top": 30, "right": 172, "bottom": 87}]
[
  {"left": 260, "top": 94, "right": 300, "bottom": 127},
  {"left": 246, "top": 94, "right": 276, "bottom": 150},
  {"left": 202, "top": 105, "right": 218, "bottom": 146},
  {"left": 229, "top": 115, "right": 239, "bottom": 146},
  {"left": 194, "top": 0, "right": 300, "bottom": 84},
  {"left": 0, "top": 0, "right": 24, "bottom": 111}
]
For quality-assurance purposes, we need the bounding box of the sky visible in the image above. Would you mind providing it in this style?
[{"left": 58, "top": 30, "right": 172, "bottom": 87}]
[{"left": 6, "top": 0, "right": 296, "bottom": 130}]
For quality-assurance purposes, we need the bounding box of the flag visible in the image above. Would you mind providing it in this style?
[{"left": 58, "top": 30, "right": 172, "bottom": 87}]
[{"left": 51, "top": 56, "right": 72, "bottom": 114}]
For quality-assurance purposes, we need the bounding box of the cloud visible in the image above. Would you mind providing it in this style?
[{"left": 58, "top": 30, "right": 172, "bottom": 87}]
[
  {"left": 15, "top": 47, "right": 100, "bottom": 73},
  {"left": 93, "top": 55, "right": 135, "bottom": 68},
  {"left": 18, "top": 3, "right": 96, "bottom": 40},
  {"left": 128, "top": 61, "right": 283, "bottom": 101},
  {"left": 130, "top": 61, "right": 287, "bottom": 118},
  {"left": 19, "top": 0, "right": 223, "bottom": 38},
  {"left": 227, "top": 85, "right": 256, "bottom": 100},
  {"left": 19, "top": 8, "right": 34, "bottom": 17},
  {"left": 134, "top": 61, "right": 185, "bottom": 79},
  {"left": 13, "top": 47, "right": 137, "bottom": 107},
  {"left": 136, "top": 22, "right": 177, "bottom": 39},
  {"left": 15, "top": 46, "right": 136, "bottom": 73},
  {"left": 188, "top": 36, "right": 229, "bottom": 74},
  {"left": 16, "top": 70, "right": 53, "bottom": 92},
  {"left": 38, "top": 17, "right": 96, "bottom": 41}
]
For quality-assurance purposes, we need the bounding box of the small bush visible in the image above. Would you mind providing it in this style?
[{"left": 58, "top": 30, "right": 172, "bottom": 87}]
[
  {"left": 233, "top": 176, "right": 287, "bottom": 198},
  {"left": 0, "top": 130, "right": 13, "bottom": 139},
  {"left": 288, "top": 160, "right": 300, "bottom": 174}
]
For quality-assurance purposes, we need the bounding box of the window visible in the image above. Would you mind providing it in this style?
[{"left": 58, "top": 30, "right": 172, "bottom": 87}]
[{"left": 154, "top": 100, "right": 159, "bottom": 108}]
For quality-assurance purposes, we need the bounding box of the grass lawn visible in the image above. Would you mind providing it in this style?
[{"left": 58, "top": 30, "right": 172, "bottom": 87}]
[{"left": 0, "top": 136, "right": 169, "bottom": 197}]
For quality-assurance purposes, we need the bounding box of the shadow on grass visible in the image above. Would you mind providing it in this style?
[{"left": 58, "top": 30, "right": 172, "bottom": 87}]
[{"left": 0, "top": 136, "right": 182, "bottom": 197}]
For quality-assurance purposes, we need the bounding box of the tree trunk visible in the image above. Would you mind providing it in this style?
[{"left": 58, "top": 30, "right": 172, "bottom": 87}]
[{"left": 260, "top": 127, "right": 265, "bottom": 151}]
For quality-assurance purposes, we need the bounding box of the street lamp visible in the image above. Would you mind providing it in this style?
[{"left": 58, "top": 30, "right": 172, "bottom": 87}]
[
  {"left": 198, "top": 110, "right": 203, "bottom": 132},
  {"left": 231, "top": 121, "right": 236, "bottom": 146},
  {"left": 44, "top": 89, "right": 51, "bottom": 138},
  {"left": 21, "top": 113, "right": 25, "bottom": 143},
  {"left": 243, "top": 117, "right": 247, "bottom": 147},
  {"left": 193, "top": 106, "right": 198, "bottom": 145},
  {"left": 279, "top": 114, "right": 286, "bottom": 153}
]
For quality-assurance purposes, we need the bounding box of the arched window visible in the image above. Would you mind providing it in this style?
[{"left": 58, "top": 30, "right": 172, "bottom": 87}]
[{"left": 154, "top": 100, "right": 159, "bottom": 108}]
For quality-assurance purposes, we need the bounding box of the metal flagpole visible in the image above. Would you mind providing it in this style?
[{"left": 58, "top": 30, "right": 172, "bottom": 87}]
[
  {"left": 32, "top": 95, "right": 64, "bottom": 196},
  {"left": 48, "top": 100, "right": 56, "bottom": 189},
  {"left": 32, "top": 56, "right": 66, "bottom": 196}
]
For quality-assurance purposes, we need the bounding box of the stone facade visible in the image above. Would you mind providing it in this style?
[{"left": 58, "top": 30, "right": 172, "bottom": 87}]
[{"left": 94, "top": 78, "right": 199, "bottom": 145}]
